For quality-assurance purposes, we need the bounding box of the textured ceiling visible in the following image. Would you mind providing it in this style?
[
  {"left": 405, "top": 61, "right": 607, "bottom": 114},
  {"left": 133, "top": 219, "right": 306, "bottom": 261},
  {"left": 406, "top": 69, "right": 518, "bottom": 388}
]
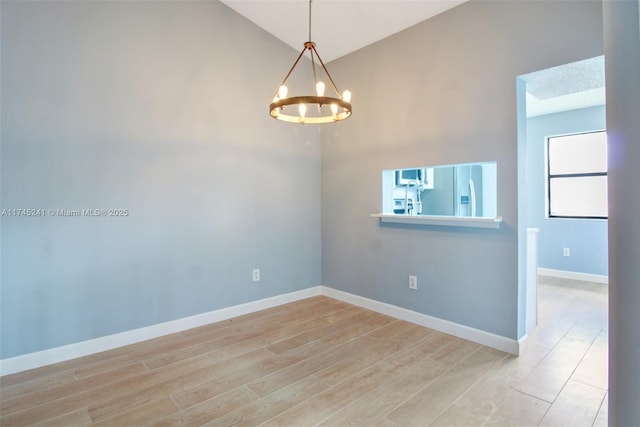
[
  {"left": 522, "top": 56, "right": 605, "bottom": 100},
  {"left": 522, "top": 56, "right": 606, "bottom": 117}
]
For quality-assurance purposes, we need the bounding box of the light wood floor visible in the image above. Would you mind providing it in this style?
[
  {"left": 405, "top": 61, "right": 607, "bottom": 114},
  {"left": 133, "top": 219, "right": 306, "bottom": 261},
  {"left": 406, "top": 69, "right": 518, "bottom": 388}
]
[{"left": 0, "top": 277, "right": 608, "bottom": 426}]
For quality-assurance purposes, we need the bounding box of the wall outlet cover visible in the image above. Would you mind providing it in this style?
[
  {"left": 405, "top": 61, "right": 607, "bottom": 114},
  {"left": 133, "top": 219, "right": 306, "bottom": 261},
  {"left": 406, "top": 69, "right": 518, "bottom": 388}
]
[{"left": 408, "top": 275, "right": 418, "bottom": 290}]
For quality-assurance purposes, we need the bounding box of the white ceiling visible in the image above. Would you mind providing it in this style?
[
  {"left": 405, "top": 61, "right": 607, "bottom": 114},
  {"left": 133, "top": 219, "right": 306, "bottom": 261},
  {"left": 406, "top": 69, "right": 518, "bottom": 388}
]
[
  {"left": 221, "top": 0, "right": 605, "bottom": 116},
  {"left": 220, "top": 0, "right": 468, "bottom": 63}
]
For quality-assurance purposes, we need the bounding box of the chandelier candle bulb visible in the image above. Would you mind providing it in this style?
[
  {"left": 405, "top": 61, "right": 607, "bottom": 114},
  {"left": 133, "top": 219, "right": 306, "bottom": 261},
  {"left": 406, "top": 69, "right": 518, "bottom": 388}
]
[
  {"left": 299, "top": 104, "right": 307, "bottom": 118},
  {"left": 278, "top": 85, "right": 288, "bottom": 99},
  {"left": 342, "top": 90, "right": 352, "bottom": 103},
  {"left": 316, "top": 81, "right": 325, "bottom": 96}
]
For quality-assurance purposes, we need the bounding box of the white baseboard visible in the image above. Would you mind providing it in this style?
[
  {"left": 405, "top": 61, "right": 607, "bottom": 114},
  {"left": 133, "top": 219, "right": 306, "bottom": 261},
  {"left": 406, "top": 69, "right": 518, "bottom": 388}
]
[
  {"left": 2, "top": 284, "right": 523, "bottom": 376},
  {"left": 538, "top": 267, "right": 608, "bottom": 284},
  {"left": 517, "top": 333, "right": 530, "bottom": 355},
  {"left": 320, "top": 286, "right": 519, "bottom": 355},
  {"left": 0, "top": 287, "right": 322, "bottom": 377}
]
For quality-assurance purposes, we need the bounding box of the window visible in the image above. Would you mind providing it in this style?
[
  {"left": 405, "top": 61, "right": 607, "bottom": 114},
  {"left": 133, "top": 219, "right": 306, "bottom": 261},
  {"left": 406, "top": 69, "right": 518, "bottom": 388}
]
[{"left": 547, "top": 131, "right": 607, "bottom": 219}]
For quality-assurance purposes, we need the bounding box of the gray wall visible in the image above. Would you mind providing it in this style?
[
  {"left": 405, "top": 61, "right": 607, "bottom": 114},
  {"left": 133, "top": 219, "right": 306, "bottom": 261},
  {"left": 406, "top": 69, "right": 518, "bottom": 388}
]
[
  {"left": 321, "top": 0, "right": 603, "bottom": 340},
  {"left": 526, "top": 106, "right": 608, "bottom": 277},
  {"left": 0, "top": 1, "right": 321, "bottom": 359},
  {"left": 603, "top": 0, "right": 640, "bottom": 423}
]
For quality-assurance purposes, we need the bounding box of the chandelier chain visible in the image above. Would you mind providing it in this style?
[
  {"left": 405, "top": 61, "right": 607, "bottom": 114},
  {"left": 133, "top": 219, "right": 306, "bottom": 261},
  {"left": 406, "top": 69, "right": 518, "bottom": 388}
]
[{"left": 308, "top": 0, "right": 312, "bottom": 42}]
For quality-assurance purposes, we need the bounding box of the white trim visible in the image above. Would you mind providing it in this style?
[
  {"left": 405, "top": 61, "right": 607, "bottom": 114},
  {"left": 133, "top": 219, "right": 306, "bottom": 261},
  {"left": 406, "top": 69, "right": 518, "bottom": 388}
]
[
  {"left": 538, "top": 267, "right": 608, "bottom": 284},
  {"left": 2, "top": 284, "right": 522, "bottom": 376},
  {"left": 517, "top": 333, "right": 529, "bottom": 354},
  {"left": 320, "top": 286, "right": 519, "bottom": 355},
  {"left": 0, "top": 287, "right": 322, "bottom": 376}
]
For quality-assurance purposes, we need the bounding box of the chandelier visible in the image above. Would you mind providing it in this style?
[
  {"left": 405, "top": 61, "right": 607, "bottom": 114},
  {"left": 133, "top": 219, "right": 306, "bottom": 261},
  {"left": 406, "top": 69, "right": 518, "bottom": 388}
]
[{"left": 269, "top": 0, "right": 352, "bottom": 124}]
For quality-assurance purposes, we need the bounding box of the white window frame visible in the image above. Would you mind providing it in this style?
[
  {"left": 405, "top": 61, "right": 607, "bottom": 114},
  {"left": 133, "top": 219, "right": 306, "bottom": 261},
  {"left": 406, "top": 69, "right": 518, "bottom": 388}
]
[{"left": 546, "top": 130, "right": 608, "bottom": 220}]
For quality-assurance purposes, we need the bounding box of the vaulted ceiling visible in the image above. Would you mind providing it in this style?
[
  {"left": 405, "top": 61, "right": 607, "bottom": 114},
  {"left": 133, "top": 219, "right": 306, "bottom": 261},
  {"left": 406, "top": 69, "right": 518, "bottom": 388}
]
[
  {"left": 220, "top": 0, "right": 468, "bottom": 63},
  {"left": 221, "top": 0, "right": 605, "bottom": 116}
]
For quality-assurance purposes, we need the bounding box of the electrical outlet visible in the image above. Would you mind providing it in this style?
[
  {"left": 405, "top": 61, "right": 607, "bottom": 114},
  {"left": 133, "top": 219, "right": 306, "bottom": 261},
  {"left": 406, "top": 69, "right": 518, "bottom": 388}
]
[
  {"left": 563, "top": 248, "right": 570, "bottom": 257},
  {"left": 408, "top": 275, "right": 417, "bottom": 290},
  {"left": 252, "top": 268, "right": 260, "bottom": 282}
]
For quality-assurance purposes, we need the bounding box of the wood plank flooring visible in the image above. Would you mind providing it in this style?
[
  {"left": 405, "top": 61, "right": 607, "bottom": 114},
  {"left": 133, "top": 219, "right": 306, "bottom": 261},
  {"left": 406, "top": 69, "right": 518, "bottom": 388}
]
[{"left": 0, "top": 276, "right": 608, "bottom": 426}]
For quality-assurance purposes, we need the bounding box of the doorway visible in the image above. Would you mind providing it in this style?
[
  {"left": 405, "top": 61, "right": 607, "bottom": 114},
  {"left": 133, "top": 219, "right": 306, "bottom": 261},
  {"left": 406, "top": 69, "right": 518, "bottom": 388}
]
[
  {"left": 517, "top": 55, "right": 608, "bottom": 337},
  {"left": 514, "top": 56, "right": 609, "bottom": 424}
]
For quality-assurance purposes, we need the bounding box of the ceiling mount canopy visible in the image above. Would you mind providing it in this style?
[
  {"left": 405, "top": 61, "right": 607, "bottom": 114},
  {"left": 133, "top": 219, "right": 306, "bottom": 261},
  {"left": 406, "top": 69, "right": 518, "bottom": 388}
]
[{"left": 269, "top": 0, "right": 352, "bottom": 124}]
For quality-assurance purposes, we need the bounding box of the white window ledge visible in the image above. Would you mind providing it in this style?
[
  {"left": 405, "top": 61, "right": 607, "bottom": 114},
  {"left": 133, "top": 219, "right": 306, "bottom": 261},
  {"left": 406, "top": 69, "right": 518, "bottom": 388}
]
[{"left": 370, "top": 213, "right": 503, "bottom": 229}]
